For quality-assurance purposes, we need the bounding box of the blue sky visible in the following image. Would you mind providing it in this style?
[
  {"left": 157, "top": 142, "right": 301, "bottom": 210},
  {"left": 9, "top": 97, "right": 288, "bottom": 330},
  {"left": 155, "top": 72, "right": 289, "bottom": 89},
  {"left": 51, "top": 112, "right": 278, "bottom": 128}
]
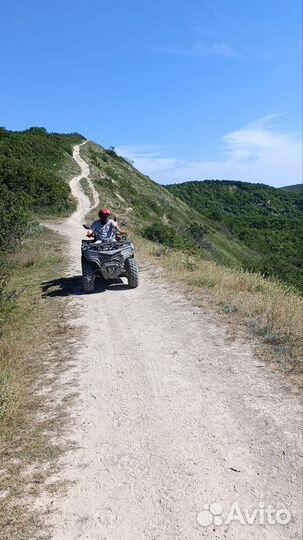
[{"left": 0, "top": 0, "right": 301, "bottom": 186}]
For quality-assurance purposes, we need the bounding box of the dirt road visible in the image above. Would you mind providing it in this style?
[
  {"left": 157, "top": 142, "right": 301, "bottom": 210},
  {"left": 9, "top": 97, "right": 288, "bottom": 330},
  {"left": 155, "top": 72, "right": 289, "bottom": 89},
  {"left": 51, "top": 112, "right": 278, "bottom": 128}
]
[{"left": 41, "top": 143, "right": 302, "bottom": 540}]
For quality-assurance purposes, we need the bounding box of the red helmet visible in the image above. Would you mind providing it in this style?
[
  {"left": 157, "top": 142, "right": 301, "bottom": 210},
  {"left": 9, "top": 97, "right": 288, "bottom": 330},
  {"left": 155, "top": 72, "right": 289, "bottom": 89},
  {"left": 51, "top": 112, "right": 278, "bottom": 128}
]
[{"left": 98, "top": 207, "right": 111, "bottom": 217}]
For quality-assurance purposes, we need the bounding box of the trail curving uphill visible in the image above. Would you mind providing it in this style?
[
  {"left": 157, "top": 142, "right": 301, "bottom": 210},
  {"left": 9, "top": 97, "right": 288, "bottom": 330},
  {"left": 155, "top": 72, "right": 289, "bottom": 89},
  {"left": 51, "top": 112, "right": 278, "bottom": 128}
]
[
  {"left": 47, "top": 142, "right": 99, "bottom": 274},
  {"left": 42, "top": 144, "right": 302, "bottom": 540}
]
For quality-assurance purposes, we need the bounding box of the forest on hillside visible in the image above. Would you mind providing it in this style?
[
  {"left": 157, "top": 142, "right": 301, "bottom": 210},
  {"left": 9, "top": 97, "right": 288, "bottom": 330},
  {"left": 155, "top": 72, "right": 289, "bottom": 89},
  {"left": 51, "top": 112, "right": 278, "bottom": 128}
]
[
  {"left": 166, "top": 180, "right": 303, "bottom": 292},
  {"left": 0, "top": 127, "right": 83, "bottom": 294},
  {"left": 280, "top": 184, "right": 302, "bottom": 193}
]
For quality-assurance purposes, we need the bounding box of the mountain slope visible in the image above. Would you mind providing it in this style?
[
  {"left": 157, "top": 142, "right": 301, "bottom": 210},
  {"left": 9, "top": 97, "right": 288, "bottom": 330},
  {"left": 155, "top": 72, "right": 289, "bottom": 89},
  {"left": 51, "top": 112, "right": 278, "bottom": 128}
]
[
  {"left": 0, "top": 127, "right": 84, "bottom": 292},
  {"left": 280, "top": 184, "right": 302, "bottom": 193},
  {"left": 80, "top": 142, "right": 261, "bottom": 270},
  {"left": 165, "top": 180, "right": 303, "bottom": 291}
]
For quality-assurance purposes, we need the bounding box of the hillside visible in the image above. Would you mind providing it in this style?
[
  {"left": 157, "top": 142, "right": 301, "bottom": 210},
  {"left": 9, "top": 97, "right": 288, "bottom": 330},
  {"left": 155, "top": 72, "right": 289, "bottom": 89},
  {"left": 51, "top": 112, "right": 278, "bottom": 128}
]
[
  {"left": 0, "top": 127, "right": 84, "bottom": 293},
  {"left": 280, "top": 184, "right": 302, "bottom": 193},
  {"left": 165, "top": 180, "right": 303, "bottom": 291},
  {"left": 80, "top": 143, "right": 261, "bottom": 270}
]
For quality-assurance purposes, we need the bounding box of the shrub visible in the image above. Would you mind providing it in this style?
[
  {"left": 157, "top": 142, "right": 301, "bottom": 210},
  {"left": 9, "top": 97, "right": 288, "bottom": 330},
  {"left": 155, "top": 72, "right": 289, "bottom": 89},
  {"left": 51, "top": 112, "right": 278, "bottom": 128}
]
[
  {"left": 141, "top": 222, "right": 197, "bottom": 252},
  {"left": 105, "top": 146, "right": 118, "bottom": 158}
]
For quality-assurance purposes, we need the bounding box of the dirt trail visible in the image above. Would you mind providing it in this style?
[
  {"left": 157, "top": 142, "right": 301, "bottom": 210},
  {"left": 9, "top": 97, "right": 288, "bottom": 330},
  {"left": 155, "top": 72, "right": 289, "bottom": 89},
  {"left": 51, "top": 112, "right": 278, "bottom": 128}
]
[{"left": 41, "top": 143, "right": 302, "bottom": 540}]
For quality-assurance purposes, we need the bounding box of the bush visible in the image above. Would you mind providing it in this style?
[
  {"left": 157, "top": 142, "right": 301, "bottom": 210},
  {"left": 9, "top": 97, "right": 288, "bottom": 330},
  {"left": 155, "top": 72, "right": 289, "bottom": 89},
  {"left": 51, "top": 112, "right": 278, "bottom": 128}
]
[
  {"left": 141, "top": 222, "right": 197, "bottom": 252},
  {"left": 185, "top": 222, "right": 208, "bottom": 245},
  {"left": 105, "top": 146, "right": 118, "bottom": 158}
]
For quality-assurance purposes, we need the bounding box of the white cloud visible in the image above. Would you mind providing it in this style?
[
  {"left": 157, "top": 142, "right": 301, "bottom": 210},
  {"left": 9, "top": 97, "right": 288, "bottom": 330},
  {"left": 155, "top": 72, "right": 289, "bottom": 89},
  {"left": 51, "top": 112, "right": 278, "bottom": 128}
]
[
  {"left": 157, "top": 39, "right": 241, "bottom": 58},
  {"left": 116, "top": 116, "right": 302, "bottom": 187}
]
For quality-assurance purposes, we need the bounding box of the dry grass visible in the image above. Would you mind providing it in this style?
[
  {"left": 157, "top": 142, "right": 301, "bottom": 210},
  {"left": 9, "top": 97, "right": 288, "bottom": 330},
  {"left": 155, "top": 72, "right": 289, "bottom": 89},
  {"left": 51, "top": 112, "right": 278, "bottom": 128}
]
[
  {"left": 80, "top": 177, "right": 94, "bottom": 207},
  {"left": 135, "top": 235, "right": 302, "bottom": 368},
  {"left": 0, "top": 227, "right": 77, "bottom": 540}
]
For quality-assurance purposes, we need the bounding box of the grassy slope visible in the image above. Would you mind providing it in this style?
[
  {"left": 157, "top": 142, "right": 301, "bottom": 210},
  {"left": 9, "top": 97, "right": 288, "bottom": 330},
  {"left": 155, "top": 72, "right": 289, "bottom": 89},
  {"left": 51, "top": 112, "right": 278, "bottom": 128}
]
[
  {"left": 80, "top": 142, "right": 259, "bottom": 269},
  {"left": 81, "top": 142, "right": 302, "bottom": 367},
  {"left": 0, "top": 127, "right": 83, "bottom": 298},
  {"left": 0, "top": 128, "right": 83, "bottom": 415},
  {"left": 0, "top": 129, "right": 83, "bottom": 539},
  {"left": 0, "top": 228, "right": 76, "bottom": 539}
]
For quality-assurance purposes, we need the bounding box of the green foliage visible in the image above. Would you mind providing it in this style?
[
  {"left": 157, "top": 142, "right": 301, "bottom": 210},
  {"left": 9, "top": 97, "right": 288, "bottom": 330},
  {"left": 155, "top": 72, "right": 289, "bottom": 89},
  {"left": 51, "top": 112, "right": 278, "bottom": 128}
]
[
  {"left": 279, "top": 184, "right": 302, "bottom": 193},
  {"left": 105, "top": 146, "right": 118, "bottom": 158},
  {"left": 141, "top": 222, "right": 197, "bottom": 252},
  {"left": 166, "top": 180, "right": 303, "bottom": 291},
  {"left": 0, "top": 127, "right": 83, "bottom": 294},
  {"left": 184, "top": 222, "right": 208, "bottom": 246}
]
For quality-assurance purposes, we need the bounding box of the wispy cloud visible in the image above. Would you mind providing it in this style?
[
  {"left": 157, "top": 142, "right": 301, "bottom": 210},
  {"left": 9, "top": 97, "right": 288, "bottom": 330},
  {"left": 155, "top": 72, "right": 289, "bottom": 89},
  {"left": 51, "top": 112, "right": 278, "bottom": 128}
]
[
  {"left": 116, "top": 116, "right": 302, "bottom": 187},
  {"left": 157, "top": 39, "right": 241, "bottom": 58}
]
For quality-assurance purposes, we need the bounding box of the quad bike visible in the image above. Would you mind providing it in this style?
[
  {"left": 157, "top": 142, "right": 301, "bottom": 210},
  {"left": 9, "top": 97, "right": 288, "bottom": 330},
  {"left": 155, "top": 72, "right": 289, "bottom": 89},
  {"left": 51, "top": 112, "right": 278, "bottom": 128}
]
[{"left": 81, "top": 222, "right": 139, "bottom": 293}]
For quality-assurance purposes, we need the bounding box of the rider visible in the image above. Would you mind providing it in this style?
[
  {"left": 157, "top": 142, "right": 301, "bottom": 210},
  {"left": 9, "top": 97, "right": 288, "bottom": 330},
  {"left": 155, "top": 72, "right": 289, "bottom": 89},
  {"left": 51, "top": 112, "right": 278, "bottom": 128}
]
[{"left": 87, "top": 208, "right": 121, "bottom": 241}]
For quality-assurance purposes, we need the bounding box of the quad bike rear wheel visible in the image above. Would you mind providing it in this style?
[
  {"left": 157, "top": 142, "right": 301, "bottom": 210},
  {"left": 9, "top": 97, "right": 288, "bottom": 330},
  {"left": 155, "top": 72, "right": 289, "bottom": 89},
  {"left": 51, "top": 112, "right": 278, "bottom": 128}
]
[
  {"left": 82, "top": 257, "right": 95, "bottom": 293},
  {"left": 126, "top": 258, "right": 139, "bottom": 288}
]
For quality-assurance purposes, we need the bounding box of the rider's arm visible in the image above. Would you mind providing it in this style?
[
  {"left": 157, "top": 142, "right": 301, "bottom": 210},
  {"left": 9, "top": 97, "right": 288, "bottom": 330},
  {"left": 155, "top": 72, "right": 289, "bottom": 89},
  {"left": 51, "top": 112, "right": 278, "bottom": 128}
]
[
  {"left": 110, "top": 219, "right": 122, "bottom": 234},
  {"left": 86, "top": 221, "right": 97, "bottom": 237}
]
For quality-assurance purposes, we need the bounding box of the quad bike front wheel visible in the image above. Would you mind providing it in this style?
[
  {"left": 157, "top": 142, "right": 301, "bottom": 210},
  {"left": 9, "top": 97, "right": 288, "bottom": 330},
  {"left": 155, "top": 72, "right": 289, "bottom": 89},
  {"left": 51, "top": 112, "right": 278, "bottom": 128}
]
[
  {"left": 81, "top": 257, "right": 95, "bottom": 293},
  {"left": 126, "top": 258, "right": 139, "bottom": 288}
]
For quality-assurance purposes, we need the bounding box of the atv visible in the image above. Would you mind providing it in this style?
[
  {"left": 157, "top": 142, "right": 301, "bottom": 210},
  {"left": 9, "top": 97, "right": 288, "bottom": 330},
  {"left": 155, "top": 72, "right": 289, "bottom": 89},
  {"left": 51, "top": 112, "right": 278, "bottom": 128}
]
[{"left": 81, "top": 224, "right": 139, "bottom": 293}]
